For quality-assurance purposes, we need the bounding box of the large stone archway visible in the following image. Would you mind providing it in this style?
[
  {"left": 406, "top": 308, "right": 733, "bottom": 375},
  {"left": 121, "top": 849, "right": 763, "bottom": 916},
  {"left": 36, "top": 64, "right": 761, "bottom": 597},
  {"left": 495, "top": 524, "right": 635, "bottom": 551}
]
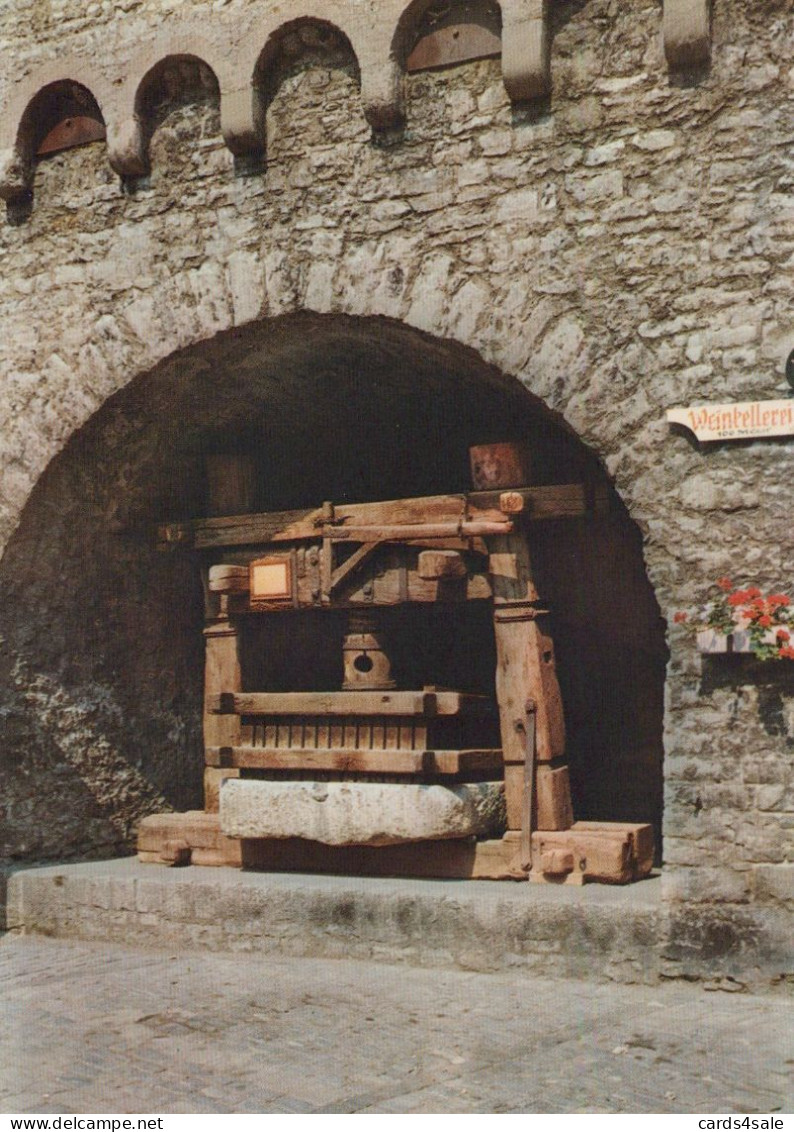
[{"left": 0, "top": 311, "right": 666, "bottom": 872}]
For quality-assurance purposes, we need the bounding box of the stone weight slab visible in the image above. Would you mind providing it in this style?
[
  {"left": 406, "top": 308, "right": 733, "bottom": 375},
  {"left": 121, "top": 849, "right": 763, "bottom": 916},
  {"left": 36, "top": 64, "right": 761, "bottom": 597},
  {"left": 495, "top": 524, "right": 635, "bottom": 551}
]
[{"left": 220, "top": 778, "right": 506, "bottom": 846}]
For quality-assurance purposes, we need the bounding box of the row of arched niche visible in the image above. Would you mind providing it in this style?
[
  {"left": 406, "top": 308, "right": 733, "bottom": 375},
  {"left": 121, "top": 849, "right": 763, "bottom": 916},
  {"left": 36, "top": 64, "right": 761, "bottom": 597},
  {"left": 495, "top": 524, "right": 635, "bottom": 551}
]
[{"left": 0, "top": 0, "right": 712, "bottom": 210}]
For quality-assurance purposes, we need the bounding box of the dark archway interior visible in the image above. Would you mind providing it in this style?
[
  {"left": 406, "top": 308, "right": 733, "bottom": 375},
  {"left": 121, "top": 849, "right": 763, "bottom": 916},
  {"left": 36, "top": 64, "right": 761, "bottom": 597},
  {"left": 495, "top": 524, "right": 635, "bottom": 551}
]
[{"left": 0, "top": 313, "right": 667, "bottom": 867}]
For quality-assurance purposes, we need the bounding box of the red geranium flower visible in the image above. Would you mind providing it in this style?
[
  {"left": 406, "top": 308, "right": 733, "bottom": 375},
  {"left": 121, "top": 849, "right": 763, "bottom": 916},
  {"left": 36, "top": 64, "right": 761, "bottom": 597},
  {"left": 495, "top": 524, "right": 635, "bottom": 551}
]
[
  {"left": 777, "top": 629, "right": 790, "bottom": 642},
  {"left": 674, "top": 611, "right": 688, "bottom": 623},
  {"left": 717, "top": 577, "right": 733, "bottom": 592},
  {"left": 759, "top": 615, "right": 773, "bottom": 628},
  {"left": 779, "top": 646, "right": 794, "bottom": 660},
  {"left": 769, "top": 594, "right": 791, "bottom": 607}
]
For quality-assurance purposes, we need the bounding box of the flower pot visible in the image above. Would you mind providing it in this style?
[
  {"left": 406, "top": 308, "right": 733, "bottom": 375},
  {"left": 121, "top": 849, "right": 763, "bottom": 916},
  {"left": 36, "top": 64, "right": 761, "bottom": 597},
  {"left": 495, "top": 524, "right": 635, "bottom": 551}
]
[
  {"left": 696, "top": 626, "right": 778, "bottom": 654},
  {"left": 696, "top": 628, "right": 751, "bottom": 653}
]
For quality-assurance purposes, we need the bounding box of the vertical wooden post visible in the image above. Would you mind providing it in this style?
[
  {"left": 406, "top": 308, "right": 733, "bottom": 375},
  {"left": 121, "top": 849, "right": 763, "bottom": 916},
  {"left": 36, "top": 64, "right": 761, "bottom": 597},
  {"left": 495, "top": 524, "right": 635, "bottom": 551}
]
[
  {"left": 489, "top": 528, "right": 567, "bottom": 829},
  {"left": 203, "top": 616, "right": 242, "bottom": 811},
  {"left": 475, "top": 441, "right": 571, "bottom": 835},
  {"left": 202, "top": 453, "right": 253, "bottom": 809}
]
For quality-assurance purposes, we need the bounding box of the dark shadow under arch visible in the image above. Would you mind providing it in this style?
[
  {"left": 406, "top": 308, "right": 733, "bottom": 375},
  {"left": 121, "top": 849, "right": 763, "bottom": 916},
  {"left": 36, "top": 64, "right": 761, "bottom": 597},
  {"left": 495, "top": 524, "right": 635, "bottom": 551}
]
[
  {"left": 19, "top": 80, "right": 105, "bottom": 162},
  {"left": 0, "top": 312, "right": 667, "bottom": 869},
  {"left": 6, "top": 80, "right": 106, "bottom": 220}
]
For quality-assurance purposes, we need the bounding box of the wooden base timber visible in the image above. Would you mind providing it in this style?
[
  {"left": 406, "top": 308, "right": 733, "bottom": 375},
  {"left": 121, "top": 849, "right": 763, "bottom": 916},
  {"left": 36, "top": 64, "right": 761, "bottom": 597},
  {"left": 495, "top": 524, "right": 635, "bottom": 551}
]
[
  {"left": 137, "top": 811, "right": 522, "bottom": 878},
  {"left": 137, "top": 814, "right": 654, "bottom": 885},
  {"left": 137, "top": 811, "right": 242, "bottom": 867},
  {"left": 239, "top": 835, "right": 524, "bottom": 879},
  {"left": 529, "top": 822, "right": 654, "bottom": 885},
  {"left": 204, "top": 766, "right": 240, "bottom": 812}
]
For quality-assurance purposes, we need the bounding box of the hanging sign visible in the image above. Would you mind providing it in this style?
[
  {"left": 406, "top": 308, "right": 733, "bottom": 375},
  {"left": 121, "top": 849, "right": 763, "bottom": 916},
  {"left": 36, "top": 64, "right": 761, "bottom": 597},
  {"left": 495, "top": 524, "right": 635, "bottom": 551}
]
[{"left": 667, "top": 399, "right": 794, "bottom": 442}]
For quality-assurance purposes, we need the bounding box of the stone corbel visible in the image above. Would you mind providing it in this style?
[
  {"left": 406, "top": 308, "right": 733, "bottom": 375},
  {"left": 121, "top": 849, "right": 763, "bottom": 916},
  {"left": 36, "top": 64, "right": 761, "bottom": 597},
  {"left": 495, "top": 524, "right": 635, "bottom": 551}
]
[
  {"left": 107, "top": 117, "right": 149, "bottom": 179},
  {"left": 360, "top": 57, "right": 404, "bottom": 136},
  {"left": 220, "top": 85, "right": 263, "bottom": 159},
  {"left": 0, "top": 147, "right": 33, "bottom": 203},
  {"left": 501, "top": 0, "right": 550, "bottom": 105},
  {"left": 664, "top": 0, "right": 711, "bottom": 71}
]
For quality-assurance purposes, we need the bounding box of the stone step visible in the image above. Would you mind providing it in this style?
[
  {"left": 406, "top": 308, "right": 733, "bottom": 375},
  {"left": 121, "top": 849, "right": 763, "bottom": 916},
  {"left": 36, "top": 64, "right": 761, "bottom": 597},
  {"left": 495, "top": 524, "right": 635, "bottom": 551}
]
[{"left": 6, "top": 857, "right": 665, "bottom": 984}]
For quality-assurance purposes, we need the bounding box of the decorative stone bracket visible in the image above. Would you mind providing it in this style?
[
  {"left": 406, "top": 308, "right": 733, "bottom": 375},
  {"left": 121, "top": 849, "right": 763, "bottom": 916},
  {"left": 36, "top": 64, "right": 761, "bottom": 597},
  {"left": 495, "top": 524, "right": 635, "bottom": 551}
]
[
  {"left": 0, "top": 148, "right": 31, "bottom": 203},
  {"left": 663, "top": 0, "right": 712, "bottom": 71},
  {"left": 0, "top": 0, "right": 715, "bottom": 203},
  {"left": 501, "top": 0, "right": 550, "bottom": 105}
]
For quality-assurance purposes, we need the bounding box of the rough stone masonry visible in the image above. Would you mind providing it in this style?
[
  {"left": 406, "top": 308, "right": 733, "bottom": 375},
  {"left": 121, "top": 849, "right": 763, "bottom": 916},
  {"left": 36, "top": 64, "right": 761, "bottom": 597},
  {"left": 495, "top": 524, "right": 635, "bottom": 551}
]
[{"left": 0, "top": 0, "right": 792, "bottom": 982}]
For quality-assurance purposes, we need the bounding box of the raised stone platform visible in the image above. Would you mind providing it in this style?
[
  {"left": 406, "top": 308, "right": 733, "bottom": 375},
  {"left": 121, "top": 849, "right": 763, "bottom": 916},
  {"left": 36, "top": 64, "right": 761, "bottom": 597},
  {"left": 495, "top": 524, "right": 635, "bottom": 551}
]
[
  {"left": 5, "top": 857, "right": 665, "bottom": 983},
  {"left": 7, "top": 860, "right": 793, "bottom": 987}
]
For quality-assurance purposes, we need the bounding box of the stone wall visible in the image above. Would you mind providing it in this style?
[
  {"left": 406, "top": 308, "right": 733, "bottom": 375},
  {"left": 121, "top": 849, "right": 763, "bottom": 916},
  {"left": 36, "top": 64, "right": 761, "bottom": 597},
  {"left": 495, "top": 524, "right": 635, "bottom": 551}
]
[{"left": 0, "top": 0, "right": 792, "bottom": 975}]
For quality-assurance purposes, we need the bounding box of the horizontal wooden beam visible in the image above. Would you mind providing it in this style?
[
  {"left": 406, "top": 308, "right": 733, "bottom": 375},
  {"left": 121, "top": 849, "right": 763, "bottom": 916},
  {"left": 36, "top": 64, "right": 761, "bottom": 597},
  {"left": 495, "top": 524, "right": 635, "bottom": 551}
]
[
  {"left": 239, "top": 835, "right": 523, "bottom": 880},
  {"left": 208, "top": 689, "right": 494, "bottom": 717},
  {"left": 157, "top": 484, "right": 610, "bottom": 551},
  {"left": 474, "top": 483, "right": 610, "bottom": 521},
  {"left": 206, "top": 746, "right": 503, "bottom": 775},
  {"left": 321, "top": 520, "right": 512, "bottom": 541}
]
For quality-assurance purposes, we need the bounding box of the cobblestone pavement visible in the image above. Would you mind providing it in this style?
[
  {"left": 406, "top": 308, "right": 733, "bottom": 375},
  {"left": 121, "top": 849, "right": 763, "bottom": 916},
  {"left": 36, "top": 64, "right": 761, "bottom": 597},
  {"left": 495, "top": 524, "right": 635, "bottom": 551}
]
[{"left": 1, "top": 934, "right": 792, "bottom": 1115}]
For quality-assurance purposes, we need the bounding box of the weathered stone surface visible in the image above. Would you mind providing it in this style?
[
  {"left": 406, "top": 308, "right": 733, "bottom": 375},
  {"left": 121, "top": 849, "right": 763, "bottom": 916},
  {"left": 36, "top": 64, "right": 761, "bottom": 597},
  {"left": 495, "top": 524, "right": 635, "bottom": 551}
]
[
  {"left": 753, "top": 864, "right": 794, "bottom": 906},
  {"left": 7, "top": 858, "right": 667, "bottom": 984},
  {"left": 220, "top": 779, "right": 506, "bottom": 846}
]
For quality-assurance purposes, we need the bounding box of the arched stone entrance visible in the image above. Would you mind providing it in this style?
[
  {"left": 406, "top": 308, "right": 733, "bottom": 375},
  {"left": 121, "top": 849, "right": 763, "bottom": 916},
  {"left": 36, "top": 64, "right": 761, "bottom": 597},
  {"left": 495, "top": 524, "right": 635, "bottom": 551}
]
[{"left": 0, "top": 312, "right": 666, "bottom": 875}]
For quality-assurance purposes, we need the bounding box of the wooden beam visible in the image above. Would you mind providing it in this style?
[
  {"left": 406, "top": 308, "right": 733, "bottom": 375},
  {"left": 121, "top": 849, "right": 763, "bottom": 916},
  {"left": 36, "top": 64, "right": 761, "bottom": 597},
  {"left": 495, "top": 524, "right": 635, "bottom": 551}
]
[
  {"left": 329, "top": 541, "right": 381, "bottom": 595},
  {"left": 417, "top": 549, "right": 467, "bottom": 580},
  {"left": 535, "top": 764, "right": 574, "bottom": 831},
  {"left": 239, "top": 835, "right": 525, "bottom": 880},
  {"left": 322, "top": 520, "right": 512, "bottom": 541},
  {"left": 489, "top": 527, "right": 567, "bottom": 790},
  {"left": 487, "top": 517, "right": 569, "bottom": 831},
  {"left": 519, "top": 700, "right": 536, "bottom": 872},
  {"left": 474, "top": 483, "right": 610, "bottom": 520},
  {"left": 207, "top": 689, "right": 494, "bottom": 717},
  {"left": 156, "top": 484, "right": 610, "bottom": 550},
  {"left": 203, "top": 766, "right": 240, "bottom": 813},
  {"left": 529, "top": 822, "right": 654, "bottom": 885},
  {"left": 205, "top": 746, "right": 503, "bottom": 776},
  {"left": 203, "top": 621, "right": 242, "bottom": 752}
]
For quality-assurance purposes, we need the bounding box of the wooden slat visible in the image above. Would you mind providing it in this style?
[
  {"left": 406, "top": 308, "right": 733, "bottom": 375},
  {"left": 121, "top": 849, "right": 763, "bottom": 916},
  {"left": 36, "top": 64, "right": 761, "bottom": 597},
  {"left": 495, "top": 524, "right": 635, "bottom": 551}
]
[
  {"left": 206, "top": 746, "right": 502, "bottom": 774},
  {"left": 208, "top": 689, "right": 493, "bottom": 717},
  {"left": 370, "top": 718, "right": 384, "bottom": 750},
  {"left": 157, "top": 485, "right": 609, "bottom": 551}
]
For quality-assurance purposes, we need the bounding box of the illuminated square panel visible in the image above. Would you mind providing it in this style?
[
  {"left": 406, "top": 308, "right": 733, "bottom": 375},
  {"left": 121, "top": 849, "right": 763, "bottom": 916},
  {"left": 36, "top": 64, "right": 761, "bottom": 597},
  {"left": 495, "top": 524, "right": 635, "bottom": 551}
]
[{"left": 250, "top": 557, "right": 292, "bottom": 601}]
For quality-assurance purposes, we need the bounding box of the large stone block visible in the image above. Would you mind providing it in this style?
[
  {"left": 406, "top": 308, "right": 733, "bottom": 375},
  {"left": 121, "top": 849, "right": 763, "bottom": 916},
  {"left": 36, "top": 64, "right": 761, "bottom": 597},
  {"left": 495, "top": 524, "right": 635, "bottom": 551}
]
[{"left": 220, "top": 779, "right": 506, "bottom": 847}]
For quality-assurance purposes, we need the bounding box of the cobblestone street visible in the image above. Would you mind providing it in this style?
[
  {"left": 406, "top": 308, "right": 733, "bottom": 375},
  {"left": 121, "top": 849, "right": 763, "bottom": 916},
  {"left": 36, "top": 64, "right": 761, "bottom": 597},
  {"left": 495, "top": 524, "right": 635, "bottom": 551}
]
[{"left": 2, "top": 934, "right": 791, "bottom": 1115}]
